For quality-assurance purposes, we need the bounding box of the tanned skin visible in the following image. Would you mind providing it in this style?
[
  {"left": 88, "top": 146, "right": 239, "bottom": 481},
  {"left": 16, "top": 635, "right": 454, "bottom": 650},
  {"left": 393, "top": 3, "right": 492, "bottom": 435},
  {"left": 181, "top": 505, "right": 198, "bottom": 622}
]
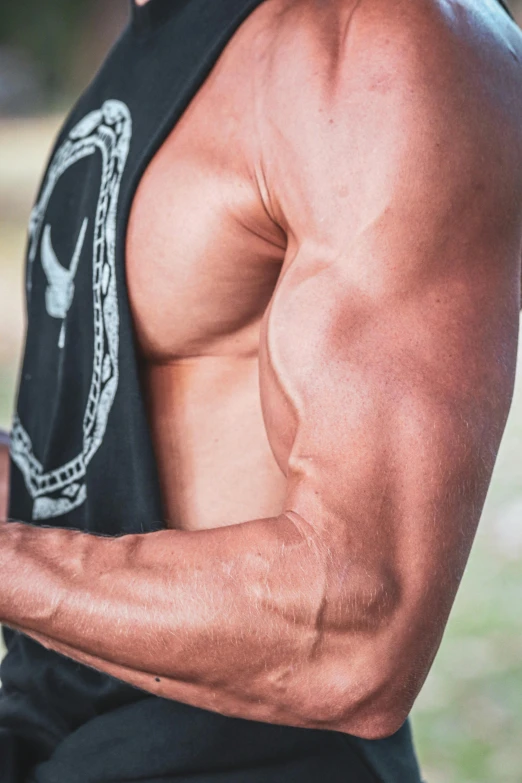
[
  {"left": 0, "top": 432, "right": 8, "bottom": 526},
  {"left": 1, "top": 0, "right": 522, "bottom": 741}
]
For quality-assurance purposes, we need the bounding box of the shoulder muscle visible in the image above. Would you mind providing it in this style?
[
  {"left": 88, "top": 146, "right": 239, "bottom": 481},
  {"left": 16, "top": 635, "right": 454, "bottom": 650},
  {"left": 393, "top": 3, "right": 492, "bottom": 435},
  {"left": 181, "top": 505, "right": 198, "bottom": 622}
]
[{"left": 254, "top": 0, "right": 522, "bottom": 241}]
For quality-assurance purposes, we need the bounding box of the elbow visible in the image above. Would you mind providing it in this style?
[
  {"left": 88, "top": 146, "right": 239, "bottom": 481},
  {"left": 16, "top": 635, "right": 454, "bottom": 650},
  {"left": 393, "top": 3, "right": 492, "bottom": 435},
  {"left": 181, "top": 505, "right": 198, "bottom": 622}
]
[
  {"left": 292, "top": 613, "right": 414, "bottom": 739},
  {"left": 340, "top": 703, "right": 411, "bottom": 741},
  {"left": 297, "top": 668, "right": 413, "bottom": 740},
  {"left": 280, "top": 543, "right": 411, "bottom": 738},
  {"left": 319, "top": 582, "right": 411, "bottom": 738}
]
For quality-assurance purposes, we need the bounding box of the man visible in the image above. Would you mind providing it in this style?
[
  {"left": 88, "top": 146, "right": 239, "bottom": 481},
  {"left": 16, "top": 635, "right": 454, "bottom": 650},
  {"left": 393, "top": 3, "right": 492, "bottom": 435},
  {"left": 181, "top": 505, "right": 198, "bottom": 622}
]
[{"left": 0, "top": 0, "right": 521, "bottom": 780}]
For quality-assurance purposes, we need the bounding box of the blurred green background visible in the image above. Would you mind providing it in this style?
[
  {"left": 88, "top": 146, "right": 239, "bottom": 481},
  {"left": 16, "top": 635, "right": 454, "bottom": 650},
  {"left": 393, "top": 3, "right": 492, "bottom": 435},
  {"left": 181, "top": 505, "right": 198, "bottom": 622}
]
[{"left": 0, "top": 2, "right": 521, "bottom": 782}]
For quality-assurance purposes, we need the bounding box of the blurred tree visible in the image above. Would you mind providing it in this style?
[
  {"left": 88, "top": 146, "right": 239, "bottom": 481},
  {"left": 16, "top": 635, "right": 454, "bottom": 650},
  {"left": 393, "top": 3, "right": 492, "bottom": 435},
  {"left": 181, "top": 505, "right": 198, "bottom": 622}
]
[
  {"left": 0, "top": 0, "right": 128, "bottom": 112},
  {"left": 0, "top": 0, "right": 90, "bottom": 96}
]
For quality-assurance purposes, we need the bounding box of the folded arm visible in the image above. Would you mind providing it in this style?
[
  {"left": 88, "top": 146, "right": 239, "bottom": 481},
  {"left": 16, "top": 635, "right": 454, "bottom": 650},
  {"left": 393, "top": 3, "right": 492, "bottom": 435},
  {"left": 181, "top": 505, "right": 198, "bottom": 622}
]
[{"left": 1, "top": 1, "right": 521, "bottom": 741}]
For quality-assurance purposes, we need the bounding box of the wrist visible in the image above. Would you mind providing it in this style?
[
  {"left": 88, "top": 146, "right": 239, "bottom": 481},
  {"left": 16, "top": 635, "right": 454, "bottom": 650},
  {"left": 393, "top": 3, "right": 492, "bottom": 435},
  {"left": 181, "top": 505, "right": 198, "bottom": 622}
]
[
  {"left": 0, "top": 433, "right": 10, "bottom": 520},
  {"left": 0, "top": 522, "right": 63, "bottom": 631}
]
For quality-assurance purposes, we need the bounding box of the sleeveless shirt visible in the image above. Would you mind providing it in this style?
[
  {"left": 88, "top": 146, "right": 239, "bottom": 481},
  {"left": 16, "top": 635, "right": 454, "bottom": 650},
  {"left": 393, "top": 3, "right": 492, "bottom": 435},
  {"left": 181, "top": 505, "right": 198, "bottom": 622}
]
[{"left": 1, "top": 0, "right": 514, "bottom": 780}]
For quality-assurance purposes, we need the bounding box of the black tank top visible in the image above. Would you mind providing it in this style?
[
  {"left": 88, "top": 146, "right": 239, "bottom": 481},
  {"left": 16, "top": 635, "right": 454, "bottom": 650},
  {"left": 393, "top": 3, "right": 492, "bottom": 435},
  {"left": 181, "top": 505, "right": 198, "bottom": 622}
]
[{"left": 1, "top": 0, "right": 513, "bottom": 780}]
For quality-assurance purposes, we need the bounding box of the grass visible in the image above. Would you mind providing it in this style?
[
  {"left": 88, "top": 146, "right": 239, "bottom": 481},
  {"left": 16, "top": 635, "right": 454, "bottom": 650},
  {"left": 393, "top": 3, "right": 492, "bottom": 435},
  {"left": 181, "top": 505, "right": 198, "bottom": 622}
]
[
  {"left": 0, "top": 116, "right": 521, "bottom": 783},
  {"left": 411, "top": 361, "right": 522, "bottom": 783}
]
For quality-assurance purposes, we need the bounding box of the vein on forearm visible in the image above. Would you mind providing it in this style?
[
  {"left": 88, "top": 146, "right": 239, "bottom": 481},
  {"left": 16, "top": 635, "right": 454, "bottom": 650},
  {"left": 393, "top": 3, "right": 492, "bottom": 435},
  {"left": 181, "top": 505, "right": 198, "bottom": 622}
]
[{"left": 3, "top": 513, "right": 329, "bottom": 703}]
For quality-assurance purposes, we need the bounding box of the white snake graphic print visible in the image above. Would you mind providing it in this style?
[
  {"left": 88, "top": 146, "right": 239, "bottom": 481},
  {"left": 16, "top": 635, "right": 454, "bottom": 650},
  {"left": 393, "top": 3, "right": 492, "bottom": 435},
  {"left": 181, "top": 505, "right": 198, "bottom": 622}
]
[{"left": 11, "top": 100, "right": 132, "bottom": 520}]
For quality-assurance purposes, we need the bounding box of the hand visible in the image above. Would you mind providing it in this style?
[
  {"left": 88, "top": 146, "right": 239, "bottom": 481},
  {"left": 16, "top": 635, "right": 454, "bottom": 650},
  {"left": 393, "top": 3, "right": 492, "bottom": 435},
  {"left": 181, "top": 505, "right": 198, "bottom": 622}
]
[{"left": 0, "top": 431, "right": 10, "bottom": 521}]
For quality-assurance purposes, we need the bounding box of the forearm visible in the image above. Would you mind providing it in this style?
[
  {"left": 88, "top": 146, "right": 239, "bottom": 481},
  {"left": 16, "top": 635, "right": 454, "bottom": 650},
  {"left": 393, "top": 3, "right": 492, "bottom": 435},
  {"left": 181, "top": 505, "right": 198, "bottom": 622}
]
[
  {"left": 0, "top": 513, "right": 346, "bottom": 730},
  {"left": 8, "top": 624, "right": 306, "bottom": 728}
]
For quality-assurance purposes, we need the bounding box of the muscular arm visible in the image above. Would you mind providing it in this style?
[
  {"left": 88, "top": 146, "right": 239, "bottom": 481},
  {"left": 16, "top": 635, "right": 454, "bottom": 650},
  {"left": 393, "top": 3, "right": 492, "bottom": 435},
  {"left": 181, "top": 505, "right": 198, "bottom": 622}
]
[{"left": 1, "top": 1, "right": 521, "bottom": 740}]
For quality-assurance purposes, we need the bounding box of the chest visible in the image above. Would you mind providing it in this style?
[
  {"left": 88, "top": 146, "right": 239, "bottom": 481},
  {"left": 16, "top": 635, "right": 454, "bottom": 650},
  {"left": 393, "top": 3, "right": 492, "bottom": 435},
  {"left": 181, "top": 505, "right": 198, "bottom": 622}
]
[{"left": 125, "top": 38, "right": 286, "bottom": 362}]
